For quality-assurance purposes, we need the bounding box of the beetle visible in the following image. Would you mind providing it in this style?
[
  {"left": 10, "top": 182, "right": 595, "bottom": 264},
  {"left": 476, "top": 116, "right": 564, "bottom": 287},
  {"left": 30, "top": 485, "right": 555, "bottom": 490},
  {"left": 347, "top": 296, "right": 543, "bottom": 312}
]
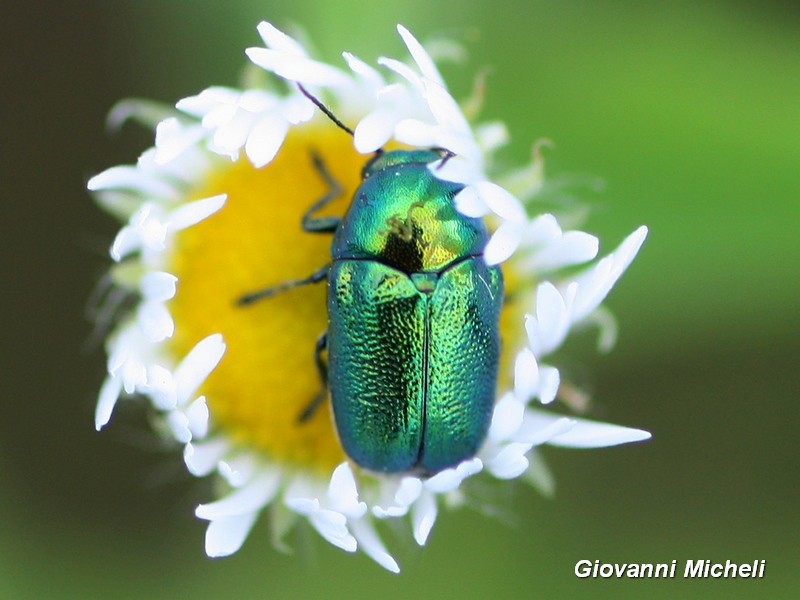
[{"left": 239, "top": 87, "right": 503, "bottom": 475}]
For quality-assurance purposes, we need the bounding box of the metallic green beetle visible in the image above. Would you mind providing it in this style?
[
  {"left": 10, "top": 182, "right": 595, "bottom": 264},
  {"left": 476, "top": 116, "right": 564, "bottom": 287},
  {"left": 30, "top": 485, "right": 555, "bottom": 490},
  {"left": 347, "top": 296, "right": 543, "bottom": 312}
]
[
  {"left": 239, "top": 93, "right": 503, "bottom": 475},
  {"left": 327, "top": 149, "right": 502, "bottom": 473}
]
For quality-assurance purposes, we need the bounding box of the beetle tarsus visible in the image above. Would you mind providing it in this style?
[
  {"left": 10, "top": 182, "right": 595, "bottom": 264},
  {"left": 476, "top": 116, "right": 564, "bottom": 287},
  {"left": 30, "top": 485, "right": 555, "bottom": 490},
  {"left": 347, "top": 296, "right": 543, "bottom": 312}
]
[
  {"left": 297, "top": 332, "right": 328, "bottom": 423},
  {"left": 297, "top": 391, "right": 325, "bottom": 423}
]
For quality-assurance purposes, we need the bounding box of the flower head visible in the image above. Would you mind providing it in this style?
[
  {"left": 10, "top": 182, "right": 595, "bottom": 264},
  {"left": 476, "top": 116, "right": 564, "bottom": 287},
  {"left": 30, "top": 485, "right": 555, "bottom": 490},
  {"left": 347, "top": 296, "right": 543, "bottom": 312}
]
[{"left": 89, "top": 22, "right": 649, "bottom": 573}]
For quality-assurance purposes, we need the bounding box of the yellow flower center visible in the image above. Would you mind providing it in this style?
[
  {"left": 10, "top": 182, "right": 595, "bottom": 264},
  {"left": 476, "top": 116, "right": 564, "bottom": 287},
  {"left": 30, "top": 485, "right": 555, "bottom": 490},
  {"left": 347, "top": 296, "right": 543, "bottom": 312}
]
[{"left": 167, "top": 122, "right": 527, "bottom": 475}]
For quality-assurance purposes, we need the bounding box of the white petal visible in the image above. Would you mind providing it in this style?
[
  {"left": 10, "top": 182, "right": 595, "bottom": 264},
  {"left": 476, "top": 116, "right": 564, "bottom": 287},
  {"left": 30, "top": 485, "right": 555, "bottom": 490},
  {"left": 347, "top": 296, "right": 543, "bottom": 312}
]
[
  {"left": 525, "top": 282, "right": 569, "bottom": 358},
  {"left": 375, "top": 81, "right": 408, "bottom": 104},
  {"left": 212, "top": 114, "right": 253, "bottom": 156},
  {"left": 153, "top": 118, "right": 206, "bottom": 165},
  {"left": 397, "top": 476, "right": 425, "bottom": 504},
  {"left": 354, "top": 109, "right": 396, "bottom": 153},
  {"left": 106, "top": 330, "right": 130, "bottom": 374},
  {"left": 421, "top": 78, "right": 470, "bottom": 136},
  {"left": 245, "top": 113, "right": 289, "bottom": 167},
  {"left": 167, "top": 194, "right": 227, "bottom": 232},
  {"left": 136, "top": 301, "right": 174, "bottom": 342},
  {"left": 412, "top": 490, "right": 437, "bottom": 546},
  {"left": 397, "top": 25, "right": 444, "bottom": 86},
  {"left": 483, "top": 222, "right": 522, "bottom": 265},
  {"left": 285, "top": 495, "right": 318, "bottom": 515},
  {"left": 140, "top": 271, "right": 177, "bottom": 302},
  {"left": 218, "top": 454, "right": 260, "bottom": 487},
  {"left": 196, "top": 470, "right": 281, "bottom": 520},
  {"left": 95, "top": 375, "right": 122, "bottom": 430},
  {"left": 111, "top": 225, "right": 146, "bottom": 261},
  {"left": 513, "top": 348, "right": 540, "bottom": 403},
  {"left": 350, "top": 519, "right": 400, "bottom": 573},
  {"left": 177, "top": 87, "right": 239, "bottom": 117},
  {"left": 186, "top": 396, "right": 209, "bottom": 439},
  {"left": 184, "top": 438, "right": 229, "bottom": 476},
  {"left": 424, "top": 127, "right": 477, "bottom": 160},
  {"left": 537, "top": 411, "right": 652, "bottom": 448},
  {"left": 133, "top": 206, "right": 169, "bottom": 252},
  {"left": 238, "top": 89, "right": 277, "bottom": 113},
  {"left": 372, "top": 477, "right": 422, "bottom": 518},
  {"left": 516, "top": 413, "right": 576, "bottom": 445},
  {"left": 526, "top": 231, "right": 599, "bottom": 272},
  {"left": 435, "top": 156, "right": 482, "bottom": 186},
  {"left": 524, "top": 213, "right": 562, "bottom": 246},
  {"left": 309, "top": 510, "right": 357, "bottom": 552},
  {"left": 537, "top": 365, "right": 560, "bottom": 404},
  {"left": 246, "top": 49, "right": 350, "bottom": 87},
  {"left": 327, "top": 463, "right": 367, "bottom": 519},
  {"left": 453, "top": 186, "right": 489, "bottom": 218},
  {"left": 394, "top": 118, "right": 439, "bottom": 148},
  {"left": 474, "top": 181, "right": 526, "bottom": 221},
  {"left": 173, "top": 334, "right": 226, "bottom": 404},
  {"left": 488, "top": 392, "right": 525, "bottom": 443},
  {"left": 205, "top": 512, "right": 259, "bottom": 557},
  {"left": 343, "top": 51, "right": 384, "bottom": 89},
  {"left": 87, "top": 165, "right": 177, "bottom": 198},
  {"left": 424, "top": 457, "right": 482, "bottom": 494},
  {"left": 166, "top": 411, "right": 191, "bottom": 444},
  {"left": 198, "top": 100, "right": 238, "bottom": 130},
  {"left": 377, "top": 57, "right": 422, "bottom": 90},
  {"left": 570, "top": 226, "right": 648, "bottom": 322},
  {"left": 281, "top": 94, "right": 315, "bottom": 124},
  {"left": 256, "top": 22, "right": 308, "bottom": 56},
  {"left": 119, "top": 355, "right": 147, "bottom": 395},
  {"left": 487, "top": 442, "right": 533, "bottom": 479},
  {"left": 145, "top": 364, "right": 177, "bottom": 410}
]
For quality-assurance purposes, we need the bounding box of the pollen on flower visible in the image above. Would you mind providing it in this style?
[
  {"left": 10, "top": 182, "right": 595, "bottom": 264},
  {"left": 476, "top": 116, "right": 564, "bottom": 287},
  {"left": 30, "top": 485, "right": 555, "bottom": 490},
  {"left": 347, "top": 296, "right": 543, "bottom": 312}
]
[
  {"left": 167, "top": 124, "right": 365, "bottom": 474},
  {"left": 497, "top": 264, "right": 530, "bottom": 388}
]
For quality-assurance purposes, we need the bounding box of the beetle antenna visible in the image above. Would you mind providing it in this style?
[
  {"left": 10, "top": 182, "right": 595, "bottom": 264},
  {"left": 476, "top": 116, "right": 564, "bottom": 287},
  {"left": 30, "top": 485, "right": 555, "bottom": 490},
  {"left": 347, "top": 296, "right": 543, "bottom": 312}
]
[
  {"left": 297, "top": 84, "right": 354, "bottom": 137},
  {"left": 435, "top": 148, "right": 456, "bottom": 170}
]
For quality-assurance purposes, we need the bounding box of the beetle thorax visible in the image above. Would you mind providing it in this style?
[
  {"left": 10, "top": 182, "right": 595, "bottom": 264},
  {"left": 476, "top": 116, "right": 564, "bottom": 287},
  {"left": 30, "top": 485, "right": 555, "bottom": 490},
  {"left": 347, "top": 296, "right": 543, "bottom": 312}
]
[{"left": 331, "top": 154, "right": 489, "bottom": 274}]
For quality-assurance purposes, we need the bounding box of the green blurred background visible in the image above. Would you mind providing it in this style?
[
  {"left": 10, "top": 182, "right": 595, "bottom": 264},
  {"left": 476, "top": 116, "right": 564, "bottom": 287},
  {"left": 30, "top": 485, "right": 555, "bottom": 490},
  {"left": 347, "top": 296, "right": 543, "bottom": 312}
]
[{"left": 1, "top": 1, "right": 797, "bottom": 598}]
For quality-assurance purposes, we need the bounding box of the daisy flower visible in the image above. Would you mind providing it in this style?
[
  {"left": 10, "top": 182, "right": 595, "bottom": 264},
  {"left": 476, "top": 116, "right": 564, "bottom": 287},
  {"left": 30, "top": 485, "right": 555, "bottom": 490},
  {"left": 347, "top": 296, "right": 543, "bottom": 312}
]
[{"left": 89, "top": 22, "right": 649, "bottom": 573}]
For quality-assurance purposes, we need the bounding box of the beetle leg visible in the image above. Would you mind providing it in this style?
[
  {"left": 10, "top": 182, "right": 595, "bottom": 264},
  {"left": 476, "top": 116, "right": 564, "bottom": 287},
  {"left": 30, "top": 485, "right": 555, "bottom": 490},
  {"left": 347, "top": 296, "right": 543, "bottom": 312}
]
[
  {"left": 302, "top": 151, "right": 343, "bottom": 233},
  {"left": 236, "top": 265, "right": 329, "bottom": 306},
  {"left": 297, "top": 332, "right": 328, "bottom": 422}
]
